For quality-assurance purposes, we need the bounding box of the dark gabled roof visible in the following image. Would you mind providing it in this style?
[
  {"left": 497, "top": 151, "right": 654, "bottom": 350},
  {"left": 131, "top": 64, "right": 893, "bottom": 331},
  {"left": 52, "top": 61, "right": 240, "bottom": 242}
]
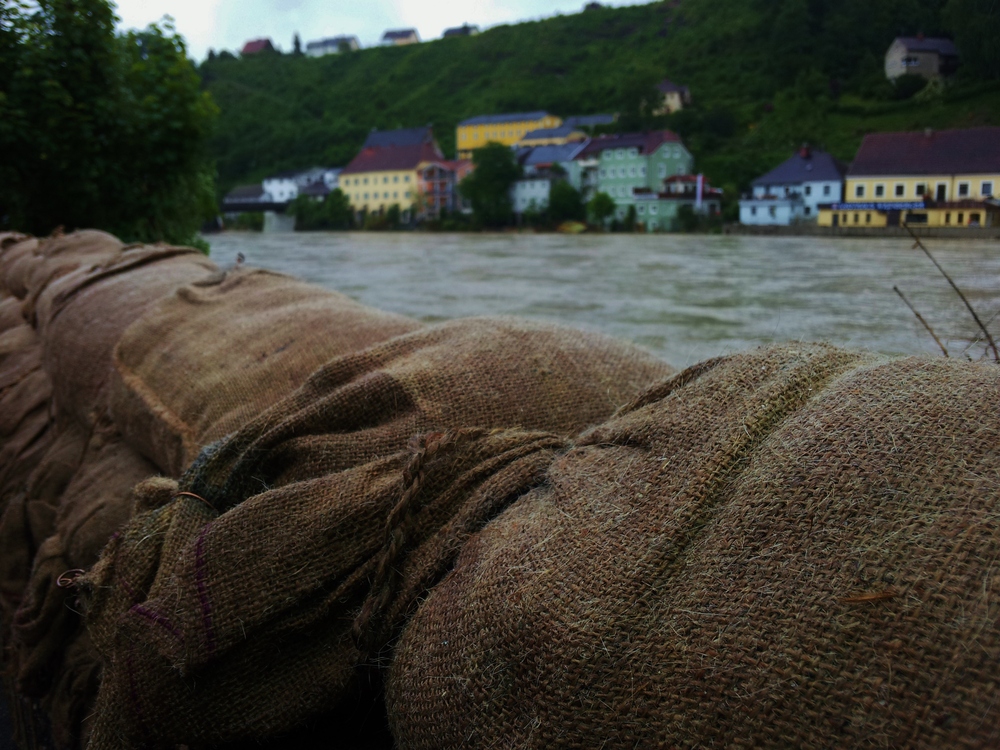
[
  {"left": 893, "top": 36, "right": 959, "bottom": 56},
  {"left": 342, "top": 141, "right": 443, "bottom": 175},
  {"left": 382, "top": 29, "right": 419, "bottom": 40},
  {"left": 521, "top": 125, "right": 583, "bottom": 140},
  {"left": 443, "top": 24, "right": 479, "bottom": 37},
  {"left": 362, "top": 127, "right": 434, "bottom": 149},
  {"left": 224, "top": 184, "right": 266, "bottom": 201},
  {"left": 241, "top": 39, "right": 275, "bottom": 55},
  {"left": 656, "top": 79, "right": 689, "bottom": 94},
  {"left": 848, "top": 127, "right": 1000, "bottom": 177},
  {"left": 576, "top": 130, "right": 682, "bottom": 158},
  {"left": 563, "top": 114, "right": 616, "bottom": 128},
  {"left": 459, "top": 111, "right": 552, "bottom": 126},
  {"left": 751, "top": 148, "right": 847, "bottom": 186},
  {"left": 523, "top": 142, "right": 590, "bottom": 166}
]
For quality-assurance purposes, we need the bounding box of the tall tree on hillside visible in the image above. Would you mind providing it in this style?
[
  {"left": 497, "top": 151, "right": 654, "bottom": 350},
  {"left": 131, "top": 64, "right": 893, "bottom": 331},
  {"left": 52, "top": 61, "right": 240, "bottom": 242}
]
[
  {"left": 944, "top": 0, "right": 1000, "bottom": 78},
  {"left": 459, "top": 143, "right": 521, "bottom": 228},
  {"left": 0, "top": 0, "right": 218, "bottom": 244},
  {"left": 293, "top": 32, "right": 302, "bottom": 55}
]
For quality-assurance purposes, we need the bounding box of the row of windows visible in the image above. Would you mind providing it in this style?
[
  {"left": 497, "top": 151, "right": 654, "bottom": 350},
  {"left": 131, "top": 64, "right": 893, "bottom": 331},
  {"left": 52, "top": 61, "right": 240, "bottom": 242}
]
[
  {"left": 345, "top": 175, "right": 411, "bottom": 187},
  {"left": 601, "top": 146, "right": 685, "bottom": 160},
  {"left": 351, "top": 191, "right": 411, "bottom": 201},
  {"left": 749, "top": 206, "right": 814, "bottom": 217},
  {"left": 854, "top": 180, "right": 994, "bottom": 199},
  {"left": 635, "top": 203, "right": 659, "bottom": 215},
  {"left": 600, "top": 166, "right": 647, "bottom": 179}
]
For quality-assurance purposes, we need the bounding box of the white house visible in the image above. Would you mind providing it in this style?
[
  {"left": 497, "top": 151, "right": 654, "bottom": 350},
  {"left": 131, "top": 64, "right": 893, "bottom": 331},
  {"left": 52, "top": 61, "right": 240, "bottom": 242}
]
[
  {"left": 305, "top": 36, "right": 360, "bottom": 57},
  {"left": 740, "top": 147, "right": 846, "bottom": 226},
  {"left": 510, "top": 176, "right": 552, "bottom": 216},
  {"left": 262, "top": 171, "right": 300, "bottom": 203}
]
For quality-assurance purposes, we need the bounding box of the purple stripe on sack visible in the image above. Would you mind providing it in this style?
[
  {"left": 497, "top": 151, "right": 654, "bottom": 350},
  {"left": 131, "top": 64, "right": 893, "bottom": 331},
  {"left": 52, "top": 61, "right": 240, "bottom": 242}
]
[
  {"left": 130, "top": 604, "right": 183, "bottom": 641},
  {"left": 194, "top": 522, "right": 217, "bottom": 656}
]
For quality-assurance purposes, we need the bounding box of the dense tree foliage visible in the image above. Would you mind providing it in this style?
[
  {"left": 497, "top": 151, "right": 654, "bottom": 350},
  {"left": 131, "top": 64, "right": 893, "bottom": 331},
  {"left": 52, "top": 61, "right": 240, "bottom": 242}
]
[
  {"left": 943, "top": 0, "right": 1000, "bottom": 79},
  {"left": 459, "top": 143, "right": 521, "bottom": 228},
  {"left": 288, "top": 189, "right": 353, "bottom": 230},
  {"left": 0, "top": 0, "right": 217, "bottom": 244},
  {"left": 548, "top": 181, "right": 586, "bottom": 225},
  {"left": 201, "top": 0, "right": 999, "bottom": 199}
]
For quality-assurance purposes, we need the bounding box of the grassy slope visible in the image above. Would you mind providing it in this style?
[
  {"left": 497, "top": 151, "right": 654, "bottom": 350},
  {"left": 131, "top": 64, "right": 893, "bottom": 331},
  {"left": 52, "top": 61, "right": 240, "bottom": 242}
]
[{"left": 200, "top": 0, "right": 1000, "bottom": 198}]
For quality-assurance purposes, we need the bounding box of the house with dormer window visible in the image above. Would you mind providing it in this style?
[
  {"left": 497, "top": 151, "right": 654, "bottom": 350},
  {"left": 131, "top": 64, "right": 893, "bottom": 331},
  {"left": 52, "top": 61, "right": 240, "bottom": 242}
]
[{"left": 740, "top": 147, "right": 846, "bottom": 225}]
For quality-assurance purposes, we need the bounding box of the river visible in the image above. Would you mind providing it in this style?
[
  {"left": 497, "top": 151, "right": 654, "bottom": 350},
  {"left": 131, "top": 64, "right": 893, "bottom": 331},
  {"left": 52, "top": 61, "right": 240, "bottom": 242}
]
[{"left": 205, "top": 232, "right": 1000, "bottom": 369}]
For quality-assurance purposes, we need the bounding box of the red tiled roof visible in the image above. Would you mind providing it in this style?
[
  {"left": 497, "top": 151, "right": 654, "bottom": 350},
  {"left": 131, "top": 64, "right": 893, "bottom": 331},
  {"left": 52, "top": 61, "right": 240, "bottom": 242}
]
[
  {"left": 849, "top": 127, "right": 1000, "bottom": 177},
  {"left": 342, "top": 142, "right": 443, "bottom": 175},
  {"left": 241, "top": 38, "right": 274, "bottom": 55},
  {"left": 577, "top": 130, "right": 682, "bottom": 159}
]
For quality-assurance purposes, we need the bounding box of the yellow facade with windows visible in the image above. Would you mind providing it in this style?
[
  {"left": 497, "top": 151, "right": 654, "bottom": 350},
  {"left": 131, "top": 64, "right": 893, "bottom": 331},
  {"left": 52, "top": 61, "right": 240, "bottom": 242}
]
[
  {"left": 340, "top": 169, "right": 418, "bottom": 214},
  {"left": 818, "top": 172, "right": 999, "bottom": 228},
  {"left": 456, "top": 114, "right": 562, "bottom": 159}
]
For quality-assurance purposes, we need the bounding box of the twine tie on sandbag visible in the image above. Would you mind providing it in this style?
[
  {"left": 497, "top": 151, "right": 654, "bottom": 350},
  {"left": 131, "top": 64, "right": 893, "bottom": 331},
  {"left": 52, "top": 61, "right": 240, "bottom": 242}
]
[
  {"left": 172, "top": 491, "right": 216, "bottom": 513},
  {"left": 353, "top": 428, "right": 488, "bottom": 653},
  {"left": 55, "top": 569, "right": 85, "bottom": 589}
]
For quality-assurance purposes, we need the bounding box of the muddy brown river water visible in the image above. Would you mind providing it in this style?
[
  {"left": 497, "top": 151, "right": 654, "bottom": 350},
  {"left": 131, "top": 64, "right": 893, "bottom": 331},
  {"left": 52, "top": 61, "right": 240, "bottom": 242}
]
[{"left": 205, "top": 231, "right": 1000, "bottom": 368}]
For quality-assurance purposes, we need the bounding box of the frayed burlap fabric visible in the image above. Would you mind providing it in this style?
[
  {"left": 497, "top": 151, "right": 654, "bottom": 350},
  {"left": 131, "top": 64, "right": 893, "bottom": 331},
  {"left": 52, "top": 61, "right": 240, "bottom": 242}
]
[
  {"left": 81, "top": 318, "right": 674, "bottom": 749},
  {"left": 387, "top": 344, "right": 1000, "bottom": 749}
]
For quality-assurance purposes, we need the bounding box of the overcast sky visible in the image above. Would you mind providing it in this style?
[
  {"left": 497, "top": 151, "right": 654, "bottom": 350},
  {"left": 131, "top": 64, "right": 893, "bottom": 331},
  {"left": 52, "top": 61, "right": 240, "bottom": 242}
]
[{"left": 112, "top": 0, "right": 648, "bottom": 61}]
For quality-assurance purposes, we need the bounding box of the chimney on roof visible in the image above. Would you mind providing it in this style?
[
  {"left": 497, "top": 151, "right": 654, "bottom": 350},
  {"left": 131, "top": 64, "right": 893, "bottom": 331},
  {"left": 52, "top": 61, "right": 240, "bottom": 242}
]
[{"left": 799, "top": 143, "right": 811, "bottom": 159}]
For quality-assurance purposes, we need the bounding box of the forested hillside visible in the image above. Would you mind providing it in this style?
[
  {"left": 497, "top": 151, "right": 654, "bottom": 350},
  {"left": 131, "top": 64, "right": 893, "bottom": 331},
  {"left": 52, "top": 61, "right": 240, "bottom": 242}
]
[{"left": 200, "top": 0, "right": 1000, "bottom": 199}]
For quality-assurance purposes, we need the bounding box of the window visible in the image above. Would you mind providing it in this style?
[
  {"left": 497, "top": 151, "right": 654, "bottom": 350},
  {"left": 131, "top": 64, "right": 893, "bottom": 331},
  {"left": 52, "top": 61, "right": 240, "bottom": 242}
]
[
  {"left": 823, "top": 185, "right": 831, "bottom": 196},
  {"left": 384, "top": 192, "right": 389, "bottom": 199},
  {"left": 616, "top": 149, "right": 625, "bottom": 159},
  {"left": 958, "top": 212, "right": 964, "bottom": 223},
  {"left": 853, "top": 213, "right": 859, "bottom": 224},
  {"left": 658, "top": 164, "right": 667, "bottom": 178},
  {"left": 364, "top": 192, "right": 369, "bottom": 199},
  {"left": 906, "top": 212, "right": 928, "bottom": 224},
  {"left": 384, "top": 176, "right": 389, "bottom": 184},
  {"left": 842, "top": 213, "right": 848, "bottom": 224},
  {"left": 394, "top": 175, "right": 399, "bottom": 183},
  {"left": 751, "top": 207, "right": 757, "bottom": 216},
  {"left": 855, "top": 185, "right": 865, "bottom": 198},
  {"left": 804, "top": 206, "right": 811, "bottom": 215},
  {"left": 915, "top": 183, "right": 926, "bottom": 196},
  {"left": 629, "top": 148, "right": 638, "bottom": 157},
  {"left": 945, "top": 212, "right": 951, "bottom": 224},
  {"left": 982, "top": 181, "right": 994, "bottom": 196},
  {"left": 970, "top": 212, "right": 981, "bottom": 226},
  {"left": 903, "top": 55, "right": 919, "bottom": 67},
  {"left": 393, "top": 192, "right": 398, "bottom": 199},
  {"left": 804, "top": 185, "right": 812, "bottom": 196},
  {"left": 639, "top": 166, "right": 646, "bottom": 177},
  {"left": 958, "top": 182, "right": 969, "bottom": 197},
  {"left": 628, "top": 167, "right": 636, "bottom": 177},
  {"left": 650, "top": 204, "right": 658, "bottom": 215},
  {"left": 599, "top": 168, "right": 605, "bottom": 178},
  {"left": 769, "top": 206, "right": 777, "bottom": 218},
  {"left": 603, "top": 151, "right": 612, "bottom": 160},
  {"left": 895, "top": 184, "right": 904, "bottom": 197},
  {"left": 364, "top": 177, "right": 369, "bottom": 185},
  {"left": 405, "top": 175, "right": 410, "bottom": 182},
  {"left": 637, "top": 204, "right": 646, "bottom": 214},
  {"left": 865, "top": 213, "right": 871, "bottom": 224},
  {"left": 619, "top": 167, "right": 626, "bottom": 178},
  {"left": 875, "top": 184, "right": 885, "bottom": 197}
]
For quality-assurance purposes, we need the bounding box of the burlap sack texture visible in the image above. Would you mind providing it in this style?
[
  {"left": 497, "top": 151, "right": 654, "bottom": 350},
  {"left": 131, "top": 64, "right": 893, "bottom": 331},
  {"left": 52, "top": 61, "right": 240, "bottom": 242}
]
[
  {"left": 109, "top": 266, "right": 422, "bottom": 476},
  {"left": 387, "top": 344, "right": 1000, "bottom": 749},
  {"left": 80, "top": 317, "right": 675, "bottom": 749}
]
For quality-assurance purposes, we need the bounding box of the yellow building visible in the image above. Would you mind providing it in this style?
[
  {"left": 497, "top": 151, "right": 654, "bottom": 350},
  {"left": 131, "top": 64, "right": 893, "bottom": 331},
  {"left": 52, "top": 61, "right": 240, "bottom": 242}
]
[
  {"left": 456, "top": 111, "right": 561, "bottom": 159},
  {"left": 340, "top": 127, "right": 444, "bottom": 220},
  {"left": 818, "top": 127, "right": 1000, "bottom": 228}
]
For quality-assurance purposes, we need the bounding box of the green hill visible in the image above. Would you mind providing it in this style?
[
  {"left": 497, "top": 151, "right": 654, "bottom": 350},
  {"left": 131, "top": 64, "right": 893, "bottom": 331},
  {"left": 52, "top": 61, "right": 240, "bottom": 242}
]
[{"left": 200, "top": 0, "right": 1000, "bottom": 201}]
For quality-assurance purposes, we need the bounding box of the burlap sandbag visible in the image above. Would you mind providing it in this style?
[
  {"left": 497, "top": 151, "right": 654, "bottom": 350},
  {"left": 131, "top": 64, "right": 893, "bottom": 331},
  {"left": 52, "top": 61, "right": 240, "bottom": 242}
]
[
  {"left": 81, "top": 317, "right": 674, "bottom": 748},
  {"left": 35, "top": 246, "right": 216, "bottom": 427},
  {"left": 109, "top": 266, "right": 422, "bottom": 476},
  {"left": 387, "top": 344, "right": 1000, "bottom": 749}
]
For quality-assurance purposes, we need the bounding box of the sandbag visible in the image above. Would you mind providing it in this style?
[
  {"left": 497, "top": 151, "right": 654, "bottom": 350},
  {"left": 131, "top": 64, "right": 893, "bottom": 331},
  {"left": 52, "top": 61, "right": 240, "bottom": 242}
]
[
  {"left": 110, "top": 266, "right": 423, "bottom": 476},
  {"left": 387, "top": 345, "right": 1000, "bottom": 749},
  {"left": 81, "top": 317, "right": 674, "bottom": 748}
]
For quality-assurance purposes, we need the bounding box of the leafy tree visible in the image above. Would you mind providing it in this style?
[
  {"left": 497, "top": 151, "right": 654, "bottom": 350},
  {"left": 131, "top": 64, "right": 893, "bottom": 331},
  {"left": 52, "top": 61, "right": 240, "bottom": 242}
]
[
  {"left": 548, "top": 181, "right": 586, "bottom": 224},
  {"left": 0, "top": 0, "right": 218, "bottom": 244},
  {"left": 623, "top": 204, "right": 637, "bottom": 232},
  {"left": 944, "top": 0, "right": 1000, "bottom": 78},
  {"left": 288, "top": 188, "right": 353, "bottom": 230},
  {"left": 459, "top": 142, "right": 521, "bottom": 228},
  {"left": 293, "top": 33, "right": 302, "bottom": 56},
  {"left": 588, "top": 192, "right": 616, "bottom": 226}
]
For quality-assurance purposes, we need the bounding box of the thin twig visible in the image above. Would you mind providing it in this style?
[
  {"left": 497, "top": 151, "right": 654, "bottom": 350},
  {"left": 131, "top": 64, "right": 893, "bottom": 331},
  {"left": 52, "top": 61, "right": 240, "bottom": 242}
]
[
  {"left": 894, "top": 286, "right": 949, "bottom": 357},
  {"left": 902, "top": 222, "right": 999, "bottom": 362}
]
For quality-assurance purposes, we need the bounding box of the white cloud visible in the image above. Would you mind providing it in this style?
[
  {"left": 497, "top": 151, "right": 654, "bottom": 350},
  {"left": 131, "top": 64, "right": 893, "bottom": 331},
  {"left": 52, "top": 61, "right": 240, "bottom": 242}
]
[{"left": 112, "top": 0, "right": 648, "bottom": 61}]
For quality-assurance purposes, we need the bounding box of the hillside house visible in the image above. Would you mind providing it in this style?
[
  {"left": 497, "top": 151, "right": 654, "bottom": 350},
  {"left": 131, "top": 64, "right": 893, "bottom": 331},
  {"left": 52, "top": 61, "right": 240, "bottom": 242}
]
[
  {"left": 457, "top": 112, "right": 562, "bottom": 159},
  {"left": 443, "top": 24, "right": 479, "bottom": 37},
  {"left": 739, "top": 147, "right": 846, "bottom": 225},
  {"left": 415, "top": 159, "right": 472, "bottom": 220},
  {"left": 510, "top": 174, "right": 556, "bottom": 218},
  {"left": 305, "top": 36, "right": 360, "bottom": 56},
  {"left": 884, "top": 36, "right": 959, "bottom": 81},
  {"left": 576, "top": 130, "right": 692, "bottom": 205},
  {"left": 241, "top": 38, "right": 276, "bottom": 55},
  {"left": 381, "top": 29, "right": 420, "bottom": 46},
  {"left": 340, "top": 127, "right": 443, "bottom": 222},
  {"left": 633, "top": 175, "right": 722, "bottom": 231},
  {"left": 518, "top": 125, "right": 588, "bottom": 147},
  {"left": 653, "top": 79, "right": 691, "bottom": 115},
  {"left": 262, "top": 171, "right": 300, "bottom": 203},
  {"left": 818, "top": 127, "right": 1000, "bottom": 228}
]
